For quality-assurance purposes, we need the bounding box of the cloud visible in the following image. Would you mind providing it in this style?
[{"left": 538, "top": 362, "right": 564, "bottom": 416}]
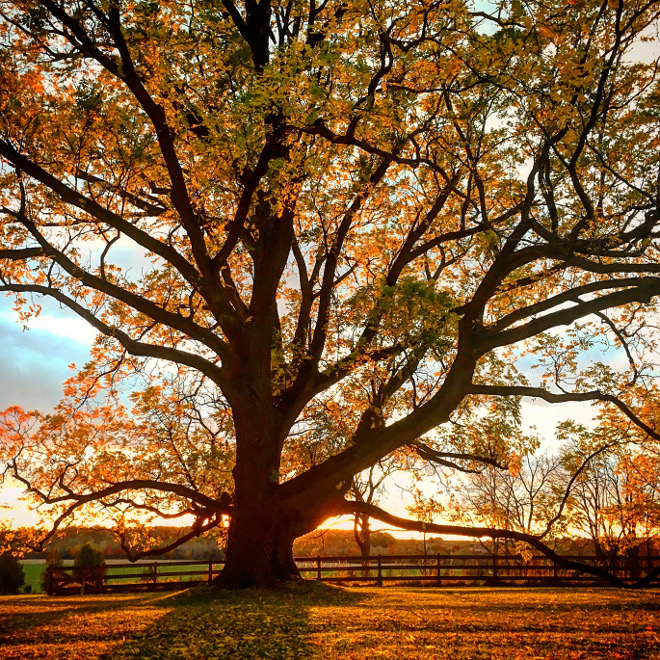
[
  {"left": 520, "top": 398, "right": 598, "bottom": 448},
  {"left": 0, "top": 301, "right": 93, "bottom": 412}
]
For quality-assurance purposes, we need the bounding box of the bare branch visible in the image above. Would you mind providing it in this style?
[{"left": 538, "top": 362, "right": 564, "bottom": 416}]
[
  {"left": 117, "top": 514, "right": 224, "bottom": 562},
  {"left": 468, "top": 384, "right": 660, "bottom": 442},
  {"left": 411, "top": 441, "right": 507, "bottom": 472}
]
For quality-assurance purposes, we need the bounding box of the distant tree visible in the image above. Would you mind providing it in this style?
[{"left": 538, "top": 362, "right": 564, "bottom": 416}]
[
  {"left": 73, "top": 542, "right": 106, "bottom": 586},
  {"left": 456, "top": 450, "right": 562, "bottom": 554},
  {"left": 560, "top": 425, "right": 660, "bottom": 564},
  {"left": 349, "top": 457, "right": 406, "bottom": 561},
  {"left": 74, "top": 543, "right": 105, "bottom": 568},
  {"left": 407, "top": 488, "right": 446, "bottom": 557}
]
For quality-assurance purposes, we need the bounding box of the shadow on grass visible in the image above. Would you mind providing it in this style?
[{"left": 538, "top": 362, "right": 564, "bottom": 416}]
[
  {"left": 0, "top": 592, "right": 161, "bottom": 641},
  {"left": 103, "top": 581, "right": 365, "bottom": 660},
  {"left": 2, "top": 584, "right": 658, "bottom": 659}
]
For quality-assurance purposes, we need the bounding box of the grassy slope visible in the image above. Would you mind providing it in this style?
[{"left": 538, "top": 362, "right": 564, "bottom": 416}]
[{"left": 1, "top": 585, "right": 659, "bottom": 659}]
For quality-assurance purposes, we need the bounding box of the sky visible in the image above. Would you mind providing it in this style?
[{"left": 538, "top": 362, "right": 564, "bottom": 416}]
[
  {"left": 0, "top": 300, "right": 94, "bottom": 412},
  {"left": 0, "top": 298, "right": 95, "bottom": 528}
]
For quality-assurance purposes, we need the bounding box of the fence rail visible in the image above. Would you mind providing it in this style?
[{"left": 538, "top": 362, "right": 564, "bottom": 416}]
[{"left": 45, "top": 553, "right": 660, "bottom": 595}]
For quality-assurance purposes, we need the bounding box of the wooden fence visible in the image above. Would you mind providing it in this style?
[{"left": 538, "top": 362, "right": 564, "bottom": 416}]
[{"left": 45, "top": 553, "right": 660, "bottom": 595}]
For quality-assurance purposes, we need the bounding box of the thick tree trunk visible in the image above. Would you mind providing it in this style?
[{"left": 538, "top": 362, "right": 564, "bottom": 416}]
[
  {"left": 215, "top": 386, "right": 306, "bottom": 587},
  {"left": 218, "top": 493, "right": 343, "bottom": 587},
  {"left": 217, "top": 329, "right": 344, "bottom": 587},
  {"left": 218, "top": 478, "right": 342, "bottom": 587},
  {"left": 219, "top": 507, "right": 300, "bottom": 588}
]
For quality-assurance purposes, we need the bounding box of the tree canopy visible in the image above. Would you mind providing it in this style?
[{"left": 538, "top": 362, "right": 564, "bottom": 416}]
[{"left": 1, "top": 0, "right": 660, "bottom": 587}]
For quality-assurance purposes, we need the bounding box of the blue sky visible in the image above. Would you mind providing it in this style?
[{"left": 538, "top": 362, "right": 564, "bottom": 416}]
[
  {"left": 0, "top": 298, "right": 94, "bottom": 412},
  {"left": 0, "top": 298, "right": 95, "bottom": 527},
  {"left": 0, "top": 236, "right": 145, "bottom": 413}
]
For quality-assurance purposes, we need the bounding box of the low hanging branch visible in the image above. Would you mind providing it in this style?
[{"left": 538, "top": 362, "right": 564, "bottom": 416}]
[
  {"left": 339, "top": 500, "right": 647, "bottom": 589},
  {"left": 117, "top": 514, "right": 225, "bottom": 562},
  {"left": 7, "top": 470, "right": 233, "bottom": 553}
]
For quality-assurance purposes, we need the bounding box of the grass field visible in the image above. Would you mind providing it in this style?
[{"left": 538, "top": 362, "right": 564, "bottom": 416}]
[
  {"left": 20, "top": 562, "right": 46, "bottom": 593},
  {"left": 1, "top": 585, "right": 660, "bottom": 659}
]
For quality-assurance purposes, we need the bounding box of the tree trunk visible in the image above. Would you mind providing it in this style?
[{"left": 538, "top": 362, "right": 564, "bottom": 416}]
[
  {"left": 215, "top": 385, "right": 308, "bottom": 587},
  {"left": 218, "top": 486, "right": 343, "bottom": 587},
  {"left": 218, "top": 488, "right": 342, "bottom": 587},
  {"left": 219, "top": 507, "right": 301, "bottom": 588},
  {"left": 217, "top": 353, "right": 345, "bottom": 587},
  {"left": 354, "top": 513, "right": 371, "bottom": 577}
]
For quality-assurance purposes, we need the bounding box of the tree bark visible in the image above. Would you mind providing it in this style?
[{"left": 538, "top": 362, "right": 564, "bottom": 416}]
[
  {"left": 354, "top": 513, "right": 372, "bottom": 576},
  {"left": 215, "top": 378, "right": 298, "bottom": 587},
  {"left": 218, "top": 488, "right": 342, "bottom": 587},
  {"left": 219, "top": 507, "right": 301, "bottom": 588}
]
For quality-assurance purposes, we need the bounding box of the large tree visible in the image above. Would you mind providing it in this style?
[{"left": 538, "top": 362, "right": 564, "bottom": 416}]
[{"left": 1, "top": 0, "right": 660, "bottom": 587}]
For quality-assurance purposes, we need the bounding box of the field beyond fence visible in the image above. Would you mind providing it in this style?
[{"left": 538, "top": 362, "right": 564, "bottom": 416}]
[{"left": 42, "top": 552, "right": 660, "bottom": 595}]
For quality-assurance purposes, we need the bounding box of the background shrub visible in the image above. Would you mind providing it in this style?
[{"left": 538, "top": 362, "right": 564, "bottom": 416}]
[
  {"left": 74, "top": 543, "right": 106, "bottom": 569},
  {"left": 0, "top": 553, "right": 25, "bottom": 594},
  {"left": 41, "top": 549, "right": 63, "bottom": 594}
]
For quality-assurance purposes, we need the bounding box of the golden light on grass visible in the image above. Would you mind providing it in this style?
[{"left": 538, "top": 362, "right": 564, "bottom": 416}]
[{"left": 1, "top": 587, "right": 658, "bottom": 659}]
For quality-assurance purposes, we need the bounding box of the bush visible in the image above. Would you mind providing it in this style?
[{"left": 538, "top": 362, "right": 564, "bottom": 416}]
[{"left": 0, "top": 553, "right": 25, "bottom": 594}]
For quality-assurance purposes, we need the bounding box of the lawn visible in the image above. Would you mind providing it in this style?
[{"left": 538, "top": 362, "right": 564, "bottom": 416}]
[
  {"left": 1, "top": 585, "right": 659, "bottom": 659},
  {"left": 20, "top": 562, "right": 46, "bottom": 593}
]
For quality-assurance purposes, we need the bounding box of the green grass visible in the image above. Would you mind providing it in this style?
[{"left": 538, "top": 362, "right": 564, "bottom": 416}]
[
  {"left": 1, "top": 585, "right": 660, "bottom": 659},
  {"left": 19, "top": 562, "right": 214, "bottom": 594},
  {"left": 20, "top": 562, "right": 45, "bottom": 593}
]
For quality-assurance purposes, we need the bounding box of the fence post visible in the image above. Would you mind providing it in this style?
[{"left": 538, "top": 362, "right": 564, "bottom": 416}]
[
  {"left": 316, "top": 555, "right": 322, "bottom": 580},
  {"left": 208, "top": 560, "right": 213, "bottom": 583},
  {"left": 492, "top": 553, "right": 498, "bottom": 582},
  {"left": 152, "top": 561, "right": 158, "bottom": 586},
  {"left": 96, "top": 566, "right": 103, "bottom": 594},
  {"left": 436, "top": 553, "right": 441, "bottom": 586},
  {"left": 377, "top": 554, "right": 383, "bottom": 586}
]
